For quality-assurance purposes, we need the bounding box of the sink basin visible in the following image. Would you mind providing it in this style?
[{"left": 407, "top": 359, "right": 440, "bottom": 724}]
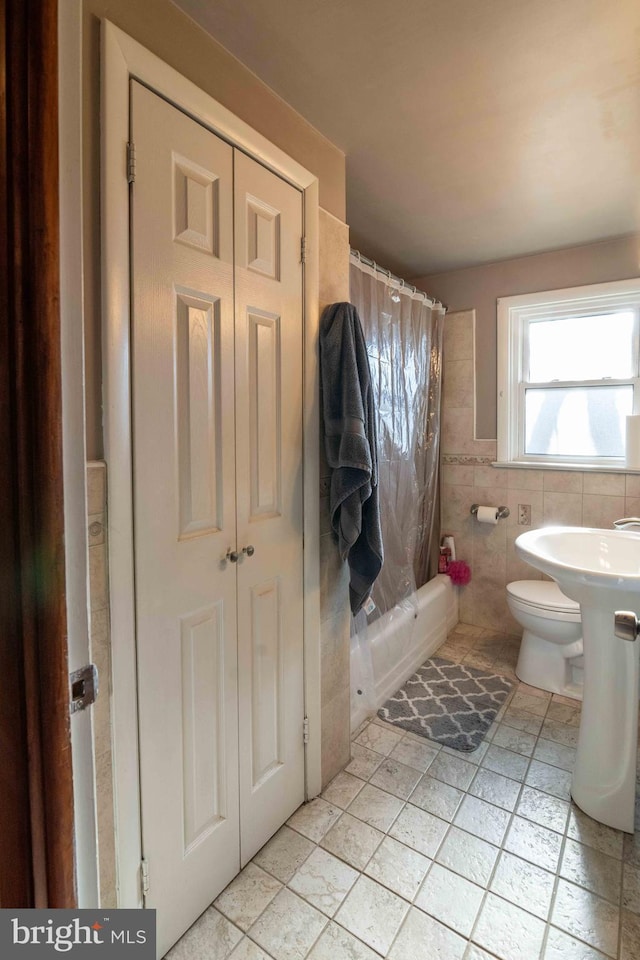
[
  {"left": 516, "top": 526, "right": 640, "bottom": 595},
  {"left": 516, "top": 526, "right": 640, "bottom": 833}
]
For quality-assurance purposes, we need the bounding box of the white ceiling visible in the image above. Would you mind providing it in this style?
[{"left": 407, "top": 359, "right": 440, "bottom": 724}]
[{"left": 172, "top": 0, "right": 640, "bottom": 276}]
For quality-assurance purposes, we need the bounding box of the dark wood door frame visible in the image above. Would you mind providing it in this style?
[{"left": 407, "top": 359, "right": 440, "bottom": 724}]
[{"left": 0, "top": 0, "right": 76, "bottom": 907}]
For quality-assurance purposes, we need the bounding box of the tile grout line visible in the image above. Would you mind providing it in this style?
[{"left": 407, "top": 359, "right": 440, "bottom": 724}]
[
  {"left": 228, "top": 625, "right": 630, "bottom": 960},
  {"left": 352, "top": 692, "right": 548, "bottom": 952},
  {"left": 178, "top": 623, "right": 637, "bottom": 960},
  {"left": 366, "top": 668, "right": 619, "bottom": 957}
]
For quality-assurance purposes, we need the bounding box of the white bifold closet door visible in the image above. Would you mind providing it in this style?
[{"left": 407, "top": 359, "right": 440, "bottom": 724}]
[{"left": 130, "top": 81, "right": 304, "bottom": 957}]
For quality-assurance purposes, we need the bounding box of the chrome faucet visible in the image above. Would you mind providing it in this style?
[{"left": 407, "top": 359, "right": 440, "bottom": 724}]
[{"left": 613, "top": 518, "right": 640, "bottom": 531}]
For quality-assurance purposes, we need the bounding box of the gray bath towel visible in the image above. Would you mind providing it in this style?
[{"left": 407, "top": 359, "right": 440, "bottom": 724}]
[{"left": 319, "top": 302, "right": 383, "bottom": 614}]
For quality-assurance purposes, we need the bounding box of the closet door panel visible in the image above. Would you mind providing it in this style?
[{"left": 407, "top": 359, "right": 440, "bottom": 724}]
[
  {"left": 130, "top": 82, "right": 239, "bottom": 957},
  {"left": 234, "top": 151, "right": 305, "bottom": 863}
]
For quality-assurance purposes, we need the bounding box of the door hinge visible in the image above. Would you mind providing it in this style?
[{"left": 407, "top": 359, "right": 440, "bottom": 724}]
[
  {"left": 69, "top": 664, "right": 98, "bottom": 714},
  {"left": 141, "top": 858, "right": 150, "bottom": 899},
  {"left": 303, "top": 716, "right": 310, "bottom": 744},
  {"left": 127, "top": 141, "right": 136, "bottom": 183},
  {"left": 300, "top": 236, "right": 308, "bottom": 264}
]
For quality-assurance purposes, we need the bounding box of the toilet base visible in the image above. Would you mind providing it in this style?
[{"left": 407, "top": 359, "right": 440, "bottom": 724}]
[{"left": 516, "top": 629, "right": 583, "bottom": 701}]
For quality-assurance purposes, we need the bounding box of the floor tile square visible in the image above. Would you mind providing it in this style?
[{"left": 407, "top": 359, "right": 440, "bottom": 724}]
[
  {"left": 346, "top": 782, "right": 404, "bottom": 832},
  {"left": 533, "top": 737, "right": 576, "bottom": 772},
  {"left": 370, "top": 757, "right": 422, "bottom": 799},
  {"left": 472, "top": 892, "right": 546, "bottom": 960},
  {"left": 509, "top": 691, "right": 549, "bottom": 717},
  {"left": 229, "top": 940, "right": 273, "bottom": 960},
  {"left": 354, "top": 722, "right": 403, "bottom": 756},
  {"left": 551, "top": 878, "right": 619, "bottom": 957},
  {"left": 623, "top": 862, "right": 640, "bottom": 914},
  {"left": 453, "top": 794, "right": 510, "bottom": 845},
  {"left": 306, "top": 921, "right": 379, "bottom": 960},
  {"left": 543, "top": 926, "right": 608, "bottom": 960},
  {"left": 166, "top": 907, "right": 242, "bottom": 960},
  {"left": 442, "top": 738, "right": 490, "bottom": 765},
  {"left": 546, "top": 699, "right": 581, "bottom": 726},
  {"left": 482, "top": 744, "right": 529, "bottom": 781},
  {"left": 511, "top": 684, "right": 548, "bottom": 702},
  {"left": 435, "top": 825, "right": 499, "bottom": 886},
  {"left": 415, "top": 862, "right": 484, "bottom": 936},
  {"left": 335, "top": 875, "right": 409, "bottom": 955},
  {"left": 621, "top": 909, "right": 640, "bottom": 960},
  {"left": 345, "top": 743, "right": 384, "bottom": 780},
  {"left": 388, "top": 803, "right": 448, "bottom": 858},
  {"left": 504, "top": 815, "right": 563, "bottom": 872},
  {"left": 490, "top": 850, "right": 555, "bottom": 920},
  {"left": 428, "top": 752, "right": 476, "bottom": 790},
  {"left": 363, "top": 835, "right": 431, "bottom": 902},
  {"left": 215, "top": 862, "right": 282, "bottom": 931},
  {"left": 560, "top": 838, "right": 623, "bottom": 902},
  {"left": 287, "top": 798, "right": 341, "bottom": 843},
  {"left": 491, "top": 725, "right": 537, "bottom": 757},
  {"left": 516, "top": 785, "right": 570, "bottom": 833},
  {"left": 567, "top": 808, "right": 624, "bottom": 860},
  {"left": 253, "top": 827, "right": 315, "bottom": 883},
  {"left": 465, "top": 946, "right": 499, "bottom": 960},
  {"left": 321, "top": 771, "right": 365, "bottom": 809},
  {"left": 502, "top": 705, "right": 544, "bottom": 736},
  {"left": 469, "top": 767, "right": 521, "bottom": 811},
  {"left": 289, "top": 847, "right": 358, "bottom": 917},
  {"left": 249, "top": 889, "right": 327, "bottom": 960},
  {"left": 389, "top": 736, "right": 439, "bottom": 772},
  {"left": 525, "top": 759, "right": 572, "bottom": 801},
  {"left": 410, "top": 773, "right": 464, "bottom": 821},
  {"left": 388, "top": 906, "right": 467, "bottom": 960},
  {"left": 541, "top": 718, "right": 580, "bottom": 748},
  {"left": 320, "top": 812, "right": 384, "bottom": 870},
  {"left": 624, "top": 832, "right": 640, "bottom": 869}
]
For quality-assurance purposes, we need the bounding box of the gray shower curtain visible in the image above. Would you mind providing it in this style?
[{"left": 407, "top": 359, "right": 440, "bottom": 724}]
[{"left": 350, "top": 254, "right": 445, "bottom": 617}]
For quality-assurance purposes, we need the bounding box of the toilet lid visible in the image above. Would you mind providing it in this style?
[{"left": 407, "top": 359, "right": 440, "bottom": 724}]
[{"left": 506, "top": 579, "right": 580, "bottom": 614}]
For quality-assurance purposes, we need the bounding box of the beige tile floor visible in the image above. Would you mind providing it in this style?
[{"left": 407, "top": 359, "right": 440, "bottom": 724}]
[{"left": 167, "top": 624, "right": 640, "bottom": 960}]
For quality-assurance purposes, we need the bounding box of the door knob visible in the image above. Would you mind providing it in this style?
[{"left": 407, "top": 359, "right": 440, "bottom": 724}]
[
  {"left": 614, "top": 611, "right": 640, "bottom": 642},
  {"left": 242, "top": 545, "right": 255, "bottom": 557},
  {"left": 226, "top": 548, "right": 239, "bottom": 563}
]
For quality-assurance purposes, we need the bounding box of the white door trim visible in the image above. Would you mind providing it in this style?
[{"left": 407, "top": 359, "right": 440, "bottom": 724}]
[
  {"left": 101, "top": 20, "right": 321, "bottom": 908},
  {"left": 59, "top": 0, "right": 99, "bottom": 907}
]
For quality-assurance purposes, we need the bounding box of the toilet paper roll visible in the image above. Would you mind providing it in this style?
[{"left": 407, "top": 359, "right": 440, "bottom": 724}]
[
  {"left": 626, "top": 416, "right": 640, "bottom": 470},
  {"left": 476, "top": 505, "right": 499, "bottom": 525}
]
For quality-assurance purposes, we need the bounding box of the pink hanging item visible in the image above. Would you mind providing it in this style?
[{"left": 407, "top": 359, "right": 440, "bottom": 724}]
[{"left": 447, "top": 559, "right": 471, "bottom": 586}]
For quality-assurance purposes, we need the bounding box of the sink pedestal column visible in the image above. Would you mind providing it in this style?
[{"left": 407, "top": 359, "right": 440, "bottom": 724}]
[{"left": 572, "top": 602, "right": 639, "bottom": 833}]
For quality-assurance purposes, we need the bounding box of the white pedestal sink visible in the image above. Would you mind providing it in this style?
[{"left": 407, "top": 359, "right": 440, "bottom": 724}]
[{"left": 516, "top": 526, "right": 640, "bottom": 833}]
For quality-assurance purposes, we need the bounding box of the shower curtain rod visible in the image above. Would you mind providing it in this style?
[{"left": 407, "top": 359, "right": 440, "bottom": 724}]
[{"left": 350, "top": 247, "right": 445, "bottom": 310}]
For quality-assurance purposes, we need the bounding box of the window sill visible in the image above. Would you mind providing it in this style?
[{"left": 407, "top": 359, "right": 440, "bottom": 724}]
[{"left": 492, "top": 461, "right": 640, "bottom": 475}]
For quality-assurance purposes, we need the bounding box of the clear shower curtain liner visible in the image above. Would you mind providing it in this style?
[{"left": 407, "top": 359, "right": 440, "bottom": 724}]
[{"left": 350, "top": 253, "right": 445, "bottom": 714}]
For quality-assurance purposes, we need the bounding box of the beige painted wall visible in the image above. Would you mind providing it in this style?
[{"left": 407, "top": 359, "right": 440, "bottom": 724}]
[
  {"left": 82, "top": 0, "right": 346, "bottom": 458},
  {"left": 416, "top": 235, "right": 640, "bottom": 439}
]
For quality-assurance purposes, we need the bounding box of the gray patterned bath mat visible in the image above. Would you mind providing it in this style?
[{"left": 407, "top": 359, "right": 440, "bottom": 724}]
[{"left": 377, "top": 657, "right": 513, "bottom": 752}]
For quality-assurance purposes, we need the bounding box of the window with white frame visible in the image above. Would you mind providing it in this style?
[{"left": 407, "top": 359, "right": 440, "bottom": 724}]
[{"left": 497, "top": 278, "right": 640, "bottom": 467}]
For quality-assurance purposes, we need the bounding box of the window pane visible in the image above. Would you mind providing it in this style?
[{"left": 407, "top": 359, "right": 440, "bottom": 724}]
[
  {"left": 524, "top": 385, "right": 633, "bottom": 457},
  {"left": 528, "top": 312, "right": 635, "bottom": 382}
]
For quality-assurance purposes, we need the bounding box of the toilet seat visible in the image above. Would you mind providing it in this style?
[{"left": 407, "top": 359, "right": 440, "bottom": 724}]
[{"left": 507, "top": 580, "right": 581, "bottom": 621}]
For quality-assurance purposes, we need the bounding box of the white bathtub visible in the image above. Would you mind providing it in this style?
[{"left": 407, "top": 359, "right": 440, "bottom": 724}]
[{"left": 351, "top": 574, "right": 458, "bottom": 731}]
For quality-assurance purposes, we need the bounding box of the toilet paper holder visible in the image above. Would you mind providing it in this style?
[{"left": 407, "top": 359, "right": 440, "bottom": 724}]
[{"left": 470, "top": 503, "right": 510, "bottom": 520}]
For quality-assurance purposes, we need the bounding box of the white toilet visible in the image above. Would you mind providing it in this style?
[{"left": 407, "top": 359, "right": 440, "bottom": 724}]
[{"left": 506, "top": 580, "right": 583, "bottom": 700}]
